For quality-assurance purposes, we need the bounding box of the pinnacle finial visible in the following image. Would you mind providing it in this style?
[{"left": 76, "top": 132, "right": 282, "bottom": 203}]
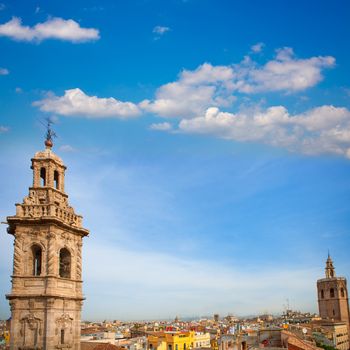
[{"left": 325, "top": 252, "right": 336, "bottom": 278}]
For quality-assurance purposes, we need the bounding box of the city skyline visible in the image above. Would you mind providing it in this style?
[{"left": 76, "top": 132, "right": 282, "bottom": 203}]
[{"left": 1, "top": 0, "right": 350, "bottom": 320}]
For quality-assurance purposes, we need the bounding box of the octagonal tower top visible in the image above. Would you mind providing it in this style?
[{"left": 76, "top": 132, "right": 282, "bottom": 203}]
[{"left": 6, "top": 129, "right": 89, "bottom": 236}]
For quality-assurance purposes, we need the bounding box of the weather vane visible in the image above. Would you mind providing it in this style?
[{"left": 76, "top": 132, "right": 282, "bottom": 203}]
[{"left": 43, "top": 117, "right": 57, "bottom": 148}]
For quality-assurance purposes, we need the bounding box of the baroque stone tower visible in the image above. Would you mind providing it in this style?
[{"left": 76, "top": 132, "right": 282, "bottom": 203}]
[
  {"left": 6, "top": 135, "right": 89, "bottom": 350},
  {"left": 317, "top": 254, "right": 350, "bottom": 328}
]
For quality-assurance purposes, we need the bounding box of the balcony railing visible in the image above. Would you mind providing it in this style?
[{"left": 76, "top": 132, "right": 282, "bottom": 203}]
[{"left": 15, "top": 204, "right": 82, "bottom": 227}]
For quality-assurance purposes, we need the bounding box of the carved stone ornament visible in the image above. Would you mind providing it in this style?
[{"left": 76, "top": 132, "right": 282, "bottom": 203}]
[
  {"left": 20, "top": 313, "right": 42, "bottom": 335},
  {"left": 55, "top": 313, "right": 73, "bottom": 332}
]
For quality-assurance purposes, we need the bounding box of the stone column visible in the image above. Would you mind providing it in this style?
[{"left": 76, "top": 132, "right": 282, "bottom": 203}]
[
  {"left": 76, "top": 241, "right": 82, "bottom": 281},
  {"left": 44, "top": 298, "right": 56, "bottom": 350},
  {"left": 9, "top": 300, "right": 20, "bottom": 350},
  {"left": 46, "top": 232, "right": 56, "bottom": 276},
  {"left": 33, "top": 165, "right": 41, "bottom": 187},
  {"left": 13, "top": 234, "right": 23, "bottom": 276}
]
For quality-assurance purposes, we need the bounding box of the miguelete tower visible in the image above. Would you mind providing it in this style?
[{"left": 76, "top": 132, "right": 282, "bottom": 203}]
[
  {"left": 6, "top": 131, "right": 89, "bottom": 350},
  {"left": 317, "top": 254, "right": 350, "bottom": 329}
]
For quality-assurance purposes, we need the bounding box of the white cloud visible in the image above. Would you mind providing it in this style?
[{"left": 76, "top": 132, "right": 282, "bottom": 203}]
[
  {"left": 33, "top": 88, "right": 141, "bottom": 118},
  {"left": 149, "top": 122, "right": 172, "bottom": 131},
  {"left": 15, "top": 87, "right": 22, "bottom": 93},
  {"left": 0, "top": 17, "right": 100, "bottom": 42},
  {"left": 0, "top": 67, "right": 9, "bottom": 75},
  {"left": 140, "top": 49, "right": 334, "bottom": 118},
  {"left": 29, "top": 47, "right": 344, "bottom": 158},
  {"left": 0, "top": 126, "right": 9, "bottom": 133},
  {"left": 140, "top": 63, "right": 235, "bottom": 118},
  {"left": 251, "top": 42, "right": 264, "bottom": 53},
  {"left": 153, "top": 25, "right": 170, "bottom": 35},
  {"left": 179, "top": 105, "right": 350, "bottom": 158},
  {"left": 233, "top": 48, "right": 335, "bottom": 93}
]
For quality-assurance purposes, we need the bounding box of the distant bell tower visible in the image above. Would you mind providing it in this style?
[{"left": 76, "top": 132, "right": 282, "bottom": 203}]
[
  {"left": 6, "top": 127, "right": 89, "bottom": 350},
  {"left": 317, "top": 254, "right": 350, "bottom": 329}
]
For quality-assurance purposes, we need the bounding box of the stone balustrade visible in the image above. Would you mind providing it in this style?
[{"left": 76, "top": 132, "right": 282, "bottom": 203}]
[{"left": 15, "top": 204, "right": 82, "bottom": 227}]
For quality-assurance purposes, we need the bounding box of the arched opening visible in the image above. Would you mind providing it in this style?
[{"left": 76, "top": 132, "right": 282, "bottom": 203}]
[
  {"left": 330, "top": 270, "right": 334, "bottom": 278},
  {"left": 61, "top": 329, "right": 65, "bottom": 344},
  {"left": 40, "top": 167, "right": 46, "bottom": 186},
  {"left": 330, "top": 288, "right": 335, "bottom": 298},
  {"left": 341, "top": 288, "right": 345, "bottom": 297},
  {"left": 321, "top": 289, "right": 324, "bottom": 298},
  {"left": 59, "top": 248, "right": 71, "bottom": 278},
  {"left": 32, "top": 245, "right": 42, "bottom": 276},
  {"left": 54, "top": 170, "right": 60, "bottom": 190}
]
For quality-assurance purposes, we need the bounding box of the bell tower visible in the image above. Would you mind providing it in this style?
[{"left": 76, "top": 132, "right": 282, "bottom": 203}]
[
  {"left": 6, "top": 131, "right": 89, "bottom": 350},
  {"left": 317, "top": 254, "right": 350, "bottom": 329}
]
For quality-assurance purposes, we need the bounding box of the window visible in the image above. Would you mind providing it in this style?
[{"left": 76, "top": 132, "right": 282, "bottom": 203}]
[
  {"left": 330, "top": 288, "right": 335, "bottom": 298},
  {"left": 59, "top": 248, "right": 71, "bottom": 278},
  {"left": 321, "top": 289, "right": 324, "bottom": 298},
  {"left": 54, "top": 170, "right": 60, "bottom": 190},
  {"left": 61, "top": 329, "right": 65, "bottom": 344},
  {"left": 176, "top": 345, "right": 178, "bottom": 350},
  {"left": 32, "top": 245, "right": 42, "bottom": 276},
  {"left": 40, "top": 167, "right": 46, "bottom": 186},
  {"left": 184, "top": 344, "right": 186, "bottom": 350},
  {"left": 341, "top": 288, "right": 345, "bottom": 297},
  {"left": 168, "top": 345, "right": 172, "bottom": 350}
]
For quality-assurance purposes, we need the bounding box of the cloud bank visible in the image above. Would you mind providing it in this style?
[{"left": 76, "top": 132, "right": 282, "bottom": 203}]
[
  {"left": 0, "top": 17, "right": 100, "bottom": 42},
  {"left": 33, "top": 47, "right": 349, "bottom": 158},
  {"left": 141, "top": 48, "right": 334, "bottom": 118},
  {"left": 179, "top": 105, "right": 350, "bottom": 158}
]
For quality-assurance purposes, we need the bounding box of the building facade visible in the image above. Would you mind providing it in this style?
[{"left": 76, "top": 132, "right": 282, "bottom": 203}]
[
  {"left": 6, "top": 137, "right": 89, "bottom": 350},
  {"left": 148, "top": 331, "right": 195, "bottom": 350},
  {"left": 320, "top": 322, "right": 349, "bottom": 350}
]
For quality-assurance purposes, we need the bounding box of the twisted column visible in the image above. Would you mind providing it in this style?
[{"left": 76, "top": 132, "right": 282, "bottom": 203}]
[
  {"left": 47, "top": 232, "right": 56, "bottom": 275},
  {"left": 76, "top": 241, "right": 82, "bottom": 280},
  {"left": 13, "top": 234, "right": 22, "bottom": 275}
]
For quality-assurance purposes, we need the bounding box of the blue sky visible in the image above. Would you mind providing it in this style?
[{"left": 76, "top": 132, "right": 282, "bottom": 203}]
[{"left": 0, "top": 0, "right": 350, "bottom": 321}]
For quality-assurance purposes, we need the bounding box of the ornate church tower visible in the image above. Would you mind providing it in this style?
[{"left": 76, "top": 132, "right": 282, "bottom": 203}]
[
  {"left": 6, "top": 132, "right": 89, "bottom": 350},
  {"left": 317, "top": 254, "right": 350, "bottom": 328}
]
